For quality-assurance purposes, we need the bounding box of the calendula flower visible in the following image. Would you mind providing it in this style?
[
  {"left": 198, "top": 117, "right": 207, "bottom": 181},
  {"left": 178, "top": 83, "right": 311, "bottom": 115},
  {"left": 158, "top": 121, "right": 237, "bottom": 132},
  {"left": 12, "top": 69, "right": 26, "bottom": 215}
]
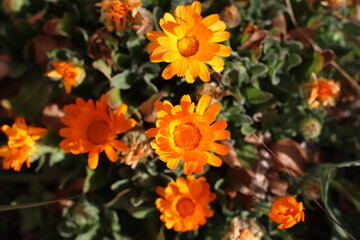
[
  {"left": 155, "top": 175, "right": 216, "bottom": 232},
  {"left": 46, "top": 61, "right": 85, "bottom": 94},
  {"left": 145, "top": 95, "right": 230, "bottom": 175},
  {"left": 146, "top": 1, "right": 231, "bottom": 83},
  {"left": 96, "top": 0, "right": 142, "bottom": 32},
  {"left": 268, "top": 195, "right": 305, "bottom": 229},
  {"left": 303, "top": 78, "right": 340, "bottom": 108},
  {"left": 0, "top": 117, "right": 47, "bottom": 171},
  {"left": 59, "top": 95, "right": 136, "bottom": 169}
]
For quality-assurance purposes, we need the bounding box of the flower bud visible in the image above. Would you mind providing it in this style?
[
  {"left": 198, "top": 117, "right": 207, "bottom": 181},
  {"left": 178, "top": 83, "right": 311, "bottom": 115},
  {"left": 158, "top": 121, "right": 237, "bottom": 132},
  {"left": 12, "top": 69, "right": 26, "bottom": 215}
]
[
  {"left": 220, "top": 5, "right": 241, "bottom": 28},
  {"left": 299, "top": 117, "right": 322, "bottom": 139}
]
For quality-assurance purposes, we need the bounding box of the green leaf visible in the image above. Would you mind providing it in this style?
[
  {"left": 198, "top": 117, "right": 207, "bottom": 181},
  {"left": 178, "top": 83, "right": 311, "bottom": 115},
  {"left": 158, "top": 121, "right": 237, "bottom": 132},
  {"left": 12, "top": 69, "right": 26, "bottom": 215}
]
[
  {"left": 111, "top": 70, "right": 132, "bottom": 89},
  {"left": 245, "top": 86, "right": 273, "bottom": 104},
  {"left": 128, "top": 207, "right": 154, "bottom": 219},
  {"left": 250, "top": 63, "right": 268, "bottom": 81},
  {"left": 83, "top": 168, "right": 96, "bottom": 194},
  {"left": 10, "top": 75, "right": 51, "bottom": 120},
  {"left": 241, "top": 125, "right": 255, "bottom": 135},
  {"left": 93, "top": 59, "right": 112, "bottom": 80},
  {"left": 285, "top": 53, "right": 302, "bottom": 71},
  {"left": 8, "top": 61, "right": 32, "bottom": 79},
  {"left": 281, "top": 41, "right": 303, "bottom": 52}
]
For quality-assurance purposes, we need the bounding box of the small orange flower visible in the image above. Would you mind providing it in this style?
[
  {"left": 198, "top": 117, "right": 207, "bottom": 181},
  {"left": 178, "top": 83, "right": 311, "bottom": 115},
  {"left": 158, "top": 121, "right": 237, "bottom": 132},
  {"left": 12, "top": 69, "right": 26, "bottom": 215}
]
[
  {"left": 146, "top": 1, "right": 231, "bottom": 83},
  {"left": 303, "top": 78, "right": 340, "bottom": 108},
  {"left": 268, "top": 195, "right": 305, "bottom": 229},
  {"left": 145, "top": 95, "right": 230, "bottom": 175},
  {"left": 155, "top": 175, "right": 216, "bottom": 232},
  {"left": 46, "top": 61, "right": 84, "bottom": 94},
  {"left": 59, "top": 95, "right": 136, "bottom": 169},
  {"left": 0, "top": 117, "right": 47, "bottom": 171},
  {"left": 96, "top": 0, "right": 142, "bottom": 32}
]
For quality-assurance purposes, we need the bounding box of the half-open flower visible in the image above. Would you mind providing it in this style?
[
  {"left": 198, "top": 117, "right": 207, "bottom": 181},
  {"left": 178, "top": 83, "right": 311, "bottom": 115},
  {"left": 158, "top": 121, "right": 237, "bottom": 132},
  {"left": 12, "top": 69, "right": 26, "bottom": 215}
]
[
  {"left": 0, "top": 117, "right": 47, "bottom": 171},
  {"left": 303, "top": 78, "right": 340, "bottom": 108},
  {"left": 268, "top": 195, "right": 305, "bottom": 229},
  {"left": 46, "top": 61, "right": 85, "bottom": 94}
]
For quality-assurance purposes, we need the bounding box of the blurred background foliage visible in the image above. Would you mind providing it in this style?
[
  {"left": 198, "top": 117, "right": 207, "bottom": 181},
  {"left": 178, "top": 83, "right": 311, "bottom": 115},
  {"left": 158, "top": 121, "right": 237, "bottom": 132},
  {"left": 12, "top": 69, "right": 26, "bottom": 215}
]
[{"left": 0, "top": 0, "right": 360, "bottom": 239}]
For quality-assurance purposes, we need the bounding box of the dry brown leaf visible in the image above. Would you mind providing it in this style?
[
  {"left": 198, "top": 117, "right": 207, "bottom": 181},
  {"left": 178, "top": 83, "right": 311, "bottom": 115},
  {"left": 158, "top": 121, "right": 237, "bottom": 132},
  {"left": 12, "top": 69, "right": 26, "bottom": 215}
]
[
  {"left": 40, "top": 103, "right": 65, "bottom": 131},
  {"left": 287, "top": 27, "right": 317, "bottom": 47},
  {"left": 138, "top": 92, "right": 168, "bottom": 123},
  {"left": 266, "top": 171, "right": 289, "bottom": 196},
  {"left": 226, "top": 159, "right": 269, "bottom": 199},
  {"left": 270, "top": 138, "right": 307, "bottom": 176},
  {"left": 271, "top": 12, "right": 287, "bottom": 38},
  {"left": 26, "top": 7, "right": 48, "bottom": 25},
  {"left": 43, "top": 18, "right": 63, "bottom": 36},
  {"left": 219, "top": 140, "right": 242, "bottom": 169},
  {"left": 0, "top": 54, "right": 11, "bottom": 80},
  {"left": 240, "top": 30, "right": 268, "bottom": 60},
  {"left": 32, "top": 35, "right": 70, "bottom": 65},
  {"left": 320, "top": 49, "right": 335, "bottom": 68}
]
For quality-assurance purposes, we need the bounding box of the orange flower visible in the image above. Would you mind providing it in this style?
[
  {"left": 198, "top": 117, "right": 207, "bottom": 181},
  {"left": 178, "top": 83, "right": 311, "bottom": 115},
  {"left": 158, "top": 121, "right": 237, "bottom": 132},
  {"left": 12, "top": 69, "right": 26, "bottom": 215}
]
[
  {"left": 303, "top": 78, "right": 340, "bottom": 108},
  {"left": 146, "top": 1, "right": 231, "bottom": 83},
  {"left": 155, "top": 175, "right": 216, "bottom": 232},
  {"left": 59, "top": 95, "right": 136, "bottom": 169},
  {"left": 268, "top": 195, "right": 305, "bottom": 229},
  {"left": 145, "top": 95, "right": 230, "bottom": 175},
  {"left": 0, "top": 117, "right": 47, "bottom": 171},
  {"left": 46, "top": 61, "right": 84, "bottom": 94},
  {"left": 96, "top": 0, "right": 142, "bottom": 32}
]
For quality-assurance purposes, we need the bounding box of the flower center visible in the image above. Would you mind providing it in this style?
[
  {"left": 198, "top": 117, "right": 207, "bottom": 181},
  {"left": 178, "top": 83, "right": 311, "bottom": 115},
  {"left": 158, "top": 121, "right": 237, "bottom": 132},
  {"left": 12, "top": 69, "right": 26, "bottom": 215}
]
[
  {"left": 176, "top": 198, "right": 195, "bottom": 217},
  {"left": 111, "top": 2, "right": 128, "bottom": 15},
  {"left": 64, "top": 67, "right": 80, "bottom": 83},
  {"left": 8, "top": 129, "right": 34, "bottom": 149},
  {"left": 87, "top": 120, "right": 111, "bottom": 145},
  {"left": 177, "top": 37, "right": 199, "bottom": 57},
  {"left": 173, "top": 123, "right": 201, "bottom": 150}
]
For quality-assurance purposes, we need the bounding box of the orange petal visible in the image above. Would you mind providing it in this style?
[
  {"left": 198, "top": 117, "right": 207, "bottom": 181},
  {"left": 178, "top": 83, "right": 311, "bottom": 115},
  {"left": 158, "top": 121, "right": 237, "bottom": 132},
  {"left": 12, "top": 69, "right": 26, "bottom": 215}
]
[
  {"left": 196, "top": 95, "right": 211, "bottom": 115},
  {"left": 167, "top": 158, "right": 180, "bottom": 169},
  {"left": 110, "top": 139, "right": 128, "bottom": 152},
  {"left": 104, "top": 145, "right": 118, "bottom": 162},
  {"left": 88, "top": 150, "right": 99, "bottom": 169},
  {"left": 214, "top": 130, "right": 230, "bottom": 140},
  {"left": 145, "top": 127, "right": 158, "bottom": 138},
  {"left": 211, "top": 31, "right": 231, "bottom": 43},
  {"left": 211, "top": 119, "right": 227, "bottom": 130},
  {"left": 198, "top": 61, "right": 210, "bottom": 82},
  {"left": 205, "top": 152, "right": 222, "bottom": 167},
  {"left": 210, "top": 142, "right": 229, "bottom": 155}
]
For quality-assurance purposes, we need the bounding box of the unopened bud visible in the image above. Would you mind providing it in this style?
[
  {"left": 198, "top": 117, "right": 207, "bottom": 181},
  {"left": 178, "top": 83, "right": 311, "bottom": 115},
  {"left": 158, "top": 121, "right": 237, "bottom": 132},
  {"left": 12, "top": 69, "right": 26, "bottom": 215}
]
[
  {"left": 299, "top": 117, "right": 322, "bottom": 139},
  {"left": 220, "top": 5, "right": 241, "bottom": 28}
]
